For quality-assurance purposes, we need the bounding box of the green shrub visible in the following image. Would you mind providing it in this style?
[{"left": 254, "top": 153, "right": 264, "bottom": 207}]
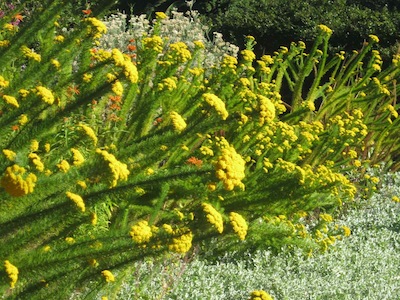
[{"left": 0, "top": 3, "right": 399, "bottom": 299}]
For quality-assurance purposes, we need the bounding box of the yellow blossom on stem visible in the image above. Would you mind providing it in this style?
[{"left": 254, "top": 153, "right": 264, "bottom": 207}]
[
  {"left": 54, "top": 35, "right": 65, "bottom": 42},
  {"left": 35, "top": 86, "right": 54, "bottom": 104},
  {"left": 83, "top": 73, "right": 92, "bottom": 82},
  {"left": 168, "top": 231, "right": 193, "bottom": 253},
  {"left": 130, "top": 220, "right": 153, "bottom": 243},
  {"left": 229, "top": 212, "right": 248, "bottom": 240},
  {"left": 318, "top": 24, "right": 333, "bottom": 35},
  {"left": 28, "top": 153, "right": 45, "bottom": 172},
  {"left": 3, "top": 149, "right": 16, "bottom": 161},
  {"left": 79, "top": 124, "right": 98, "bottom": 145},
  {"left": 96, "top": 149, "right": 130, "bottom": 187},
  {"left": 66, "top": 191, "right": 85, "bottom": 212},
  {"left": 142, "top": 35, "right": 163, "bottom": 52},
  {"left": 1, "top": 164, "right": 37, "bottom": 197},
  {"left": 57, "top": 160, "right": 70, "bottom": 173},
  {"left": 202, "top": 93, "right": 229, "bottom": 120},
  {"left": 215, "top": 138, "right": 246, "bottom": 191},
  {"left": 170, "top": 111, "right": 187, "bottom": 132},
  {"left": 155, "top": 12, "right": 168, "bottom": 19},
  {"left": 2, "top": 95, "right": 19, "bottom": 108},
  {"left": 202, "top": 203, "right": 224, "bottom": 233},
  {"left": 21, "top": 45, "right": 41, "bottom": 62},
  {"left": 241, "top": 49, "right": 256, "bottom": 62},
  {"left": 101, "top": 270, "right": 115, "bottom": 282},
  {"left": 168, "top": 41, "right": 192, "bottom": 63},
  {"left": 0, "top": 40, "right": 10, "bottom": 47},
  {"left": 85, "top": 17, "right": 107, "bottom": 39},
  {"left": 0, "top": 75, "right": 9, "bottom": 87},
  {"left": 30, "top": 140, "right": 39, "bottom": 152},
  {"left": 4, "top": 260, "right": 18, "bottom": 289},
  {"left": 112, "top": 80, "right": 123, "bottom": 96},
  {"left": 18, "top": 114, "right": 28, "bottom": 125},
  {"left": 71, "top": 148, "right": 85, "bottom": 166}
]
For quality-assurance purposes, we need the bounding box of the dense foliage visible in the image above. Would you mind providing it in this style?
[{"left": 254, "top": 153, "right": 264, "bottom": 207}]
[
  {"left": 0, "top": 1, "right": 399, "bottom": 299},
  {"left": 120, "top": 0, "right": 400, "bottom": 60}
]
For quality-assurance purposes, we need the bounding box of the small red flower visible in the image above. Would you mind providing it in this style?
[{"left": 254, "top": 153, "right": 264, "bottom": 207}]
[{"left": 82, "top": 9, "right": 92, "bottom": 15}]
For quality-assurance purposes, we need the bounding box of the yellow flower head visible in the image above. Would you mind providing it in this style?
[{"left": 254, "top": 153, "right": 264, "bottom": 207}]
[
  {"left": 168, "top": 231, "right": 193, "bottom": 253},
  {"left": 112, "top": 80, "right": 124, "bottom": 96},
  {"left": 4, "top": 260, "right": 18, "bottom": 289},
  {"left": 202, "top": 203, "right": 224, "bottom": 233},
  {"left": 318, "top": 24, "right": 333, "bottom": 35},
  {"left": 21, "top": 45, "right": 41, "bottom": 62},
  {"left": 79, "top": 124, "right": 98, "bottom": 145},
  {"left": 57, "top": 160, "right": 70, "bottom": 173},
  {"left": 101, "top": 270, "right": 115, "bottom": 282},
  {"left": 96, "top": 149, "right": 130, "bottom": 187},
  {"left": 35, "top": 86, "right": 54, "bottom": 105},
  {"left": 2, "top": 95, "right": 19, "bottom": 108},
  {"left": 142, "top": 35, "right": 163, "bottom": 52},
  {"left": 19, "top": 114, "right": 29, "bottom": 125},
  {"left": 0, "top": 75, "right": 9, "bottom": 88},
  {"left": 66, "top": 191, "right": 85, "bottom": 212},
  {"left": 170, "top": 111, "right": 187, "bottom": 132},
  {"left": 241, "top": 49, "right": 256, "bottom": 62},
  {"left": 130, "top": 220, "right": 153, "bottom": 244},
  {"left": 3, "top": 149, "right": 16, "bottom": 161},
  {"left": 202, "top": 93, "right": 229, "bottom": 120},
  {"left": 1, "top": 164, "right": 37, "bottom": 197},
  {"left": 71, "top": 148, "right": 85, "bottom": 166},
  {"left": 229, "top": 212, "right": 248, "bottom": 240}
]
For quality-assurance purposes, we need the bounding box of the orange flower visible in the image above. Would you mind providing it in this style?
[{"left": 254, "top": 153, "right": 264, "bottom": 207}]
[
  {"left": 14, "top": 14, "right": 24, "bottom": 21},
  {"left": 127, "top": 44, "right": 136, "bottom": 51},
  {"left": 186, "top": 157, "right": 203, "bottom": 167},
  {"left": 82, "top": 9, "right": 92, "bottom": 15},
  {"left": 11, "top": 125, "right": 19, "bottom": 131}
]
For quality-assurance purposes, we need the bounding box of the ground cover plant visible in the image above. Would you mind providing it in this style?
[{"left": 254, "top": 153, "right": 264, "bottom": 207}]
[
  {"left": 0, "top": 2, "right": 399, "bottom": 299},
  {"left": 114, "top": 170, "right": 400, "bottom": 299}
]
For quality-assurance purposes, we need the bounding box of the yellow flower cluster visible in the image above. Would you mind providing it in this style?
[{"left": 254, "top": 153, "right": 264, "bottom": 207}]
[
  {"left": 202, "top": 93, "right": 229, "bottom": 120},
  {"left": 168, "top": 231, "right": 193, "bottom": 253},
  {"left": 2, "top": 95, "right": 19, "bottom": 108},
  {"left": 35, "top": 86, "right": 54, "bottom": 105},
  {"left": 202, "top": 203, "right": 224, "bottom": 233},
  {"left": 241, "top": 49, "right": 256, "bottom": 62},
  {"left": 19, "top": 114, "right": 29, "bottom": 125},
  {"left": 91, "top": 48, "right": 112, "bottom": 62},
  {"left": 0, "top": 75, "right": 9, "bottom": 87},
  {"left": 3, "top": 149, "right": 16, "bottom": 161},
  {"left": 167, "top": 42, "right": 192, "bottom": 63},
  {"left": 170, "top": 111, "right": 187, "bottom": 132},
  {"left": 79, "top": 124, "right": 98, "bottom": 145},
  {"left": 112, "top": 80, "right": 123, "bottom": 96},
  {"left": 57, "top": 160, "right": 70, "bottom": 173},
  {"left": 96, "top": 149, "right": 130, "bottom": 187},
  {"left": 130, "top": 220, "right": 153, "bottom": 244},
  {"left": 101, "top": 270, "right": 115, "bottom": 282},
  {"left": 111, "top": 48, "right": 139, "bottom": 83},
  {"left": 215, "top": 137, "right": 246, "bottom": 191},
  {"left": 318, "top": 24, "right": 333, "bottom": 35},
  {"left": 221, "top": 55, "right": 238, "bottom": 69},
  {"left": 142, "top": 35, "right": 163, "bottom": 52},
  {"left": 21, "top": 45, "right": 41, "bottom": 62},
  {"left": 0, "top": 40, "right": 10, "bottom": 47},
  {"left": 28, "top": 153, "right": 45, "bottom": 172},
  {"left": 258, "top": 95, "right": 276, "bottom": 125},
  {"left": 249, "top": 290, "right": 274, "bottom": 300},
  {"left": 85, "top": 17, "right": 107, "bottom": 39},
  {"left": 158, "top": 77, "right": 177, "bottom": 91},
  {"left": 66, "top": 191, "right": 85, "bottom": 212},
  {"left": 4, "top": 260, "right": 18, "bottom": 289},
  {"left": 229, "top": 212, "right": 248, "bottom": 240},
  {"left": 1, "top": 164, "right": 37, "bottom": 197},
  {"left": 71, "top": 148, "right": 85, "bottom": 166}
]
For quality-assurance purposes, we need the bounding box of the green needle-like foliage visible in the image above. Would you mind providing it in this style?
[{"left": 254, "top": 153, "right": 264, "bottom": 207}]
[{"left": 0, "top": 3, "right": 399, "bottom": 299}]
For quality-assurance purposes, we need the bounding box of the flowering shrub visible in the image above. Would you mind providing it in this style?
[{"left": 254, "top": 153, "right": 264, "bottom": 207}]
[{"left": 0, "top": 1, "right": 399, "bottom": 298}]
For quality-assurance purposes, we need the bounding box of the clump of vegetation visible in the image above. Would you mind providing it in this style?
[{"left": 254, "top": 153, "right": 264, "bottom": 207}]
[{"left": 0, "top": 1, "right": 399, "bottom": 299}]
